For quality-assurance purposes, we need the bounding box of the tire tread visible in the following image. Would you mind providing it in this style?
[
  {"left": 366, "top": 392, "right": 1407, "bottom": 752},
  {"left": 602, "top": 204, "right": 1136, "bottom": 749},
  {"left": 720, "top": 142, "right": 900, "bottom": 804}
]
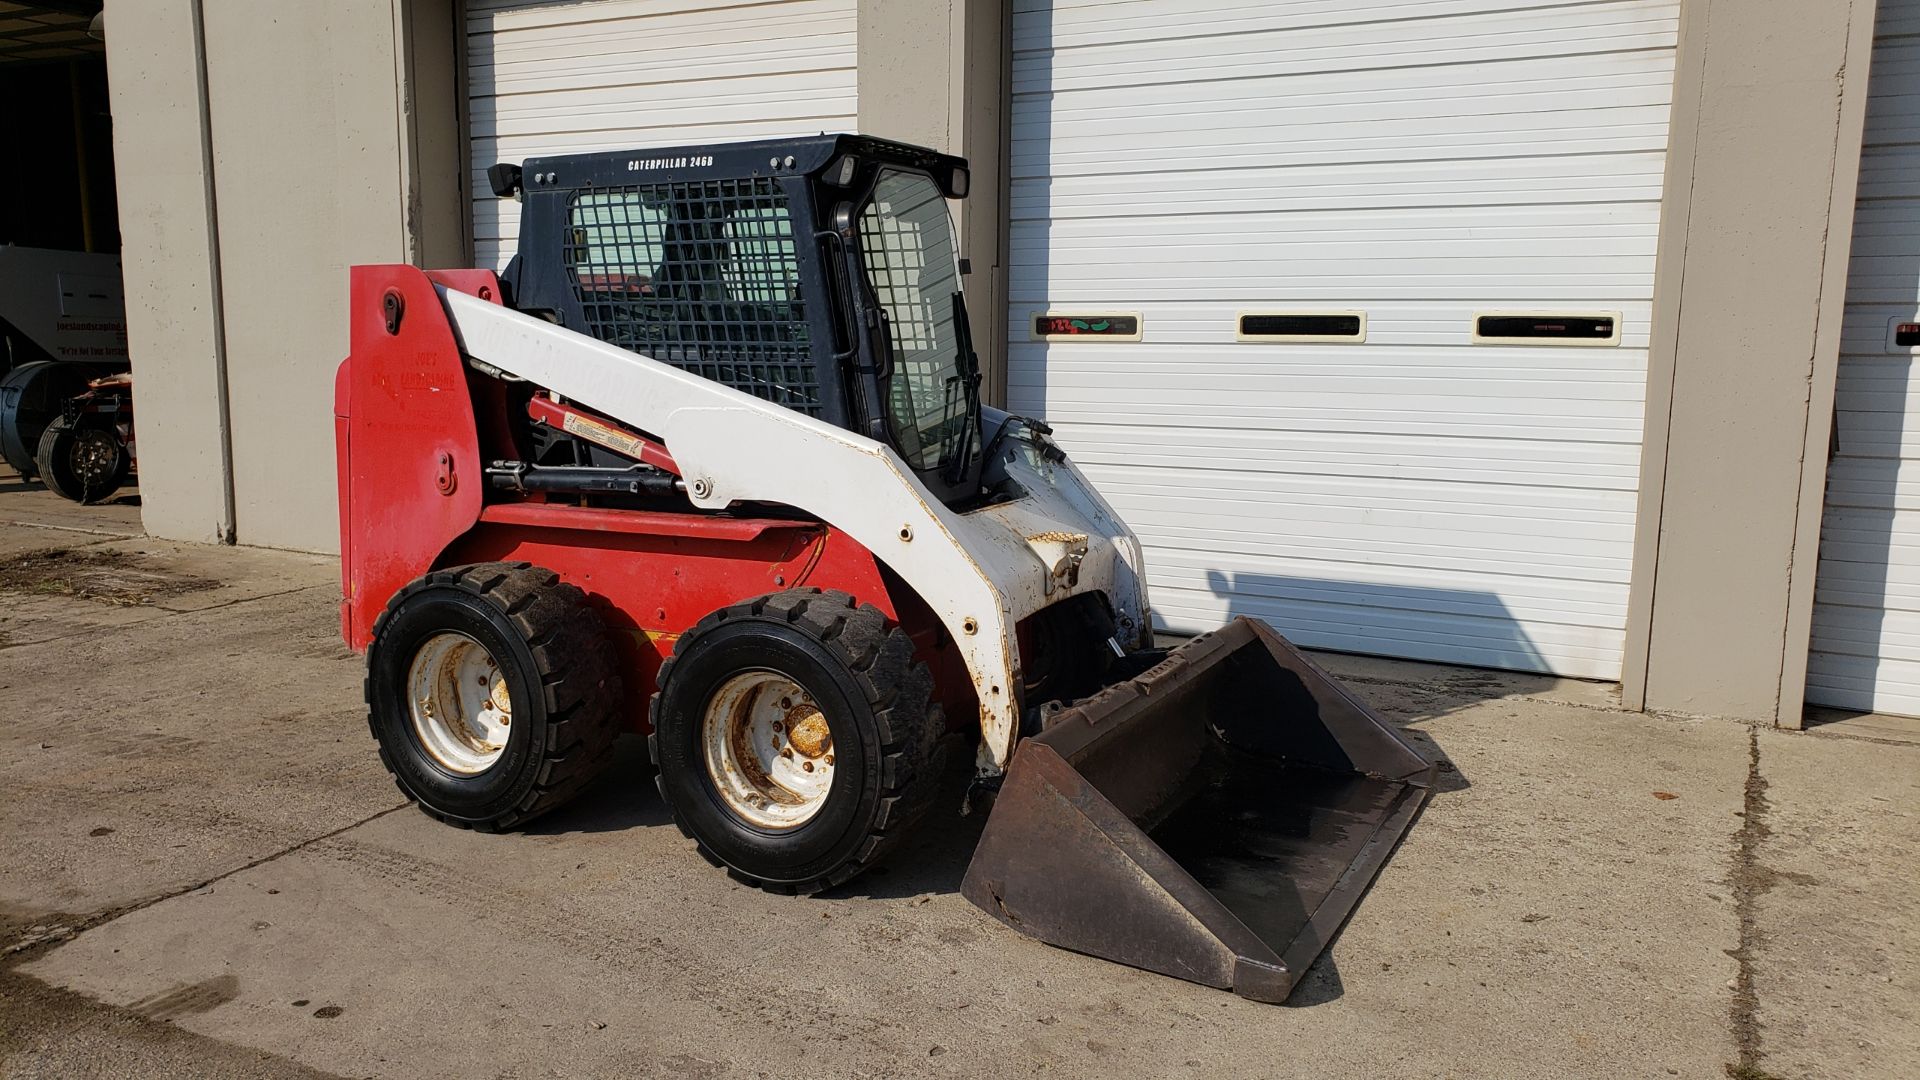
[
  {"left": 366, "top": 561, "right": 623, "bottom": 831},
  {"left": 649, "top": 587, "right": 946, "bottom": 894}
]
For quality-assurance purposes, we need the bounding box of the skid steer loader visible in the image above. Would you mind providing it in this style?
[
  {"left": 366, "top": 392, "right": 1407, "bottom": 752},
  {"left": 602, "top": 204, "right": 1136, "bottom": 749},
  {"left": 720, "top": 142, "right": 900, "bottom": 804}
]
[{"left": 336, "top": 134, "right": 1434, "bottom": 1003}]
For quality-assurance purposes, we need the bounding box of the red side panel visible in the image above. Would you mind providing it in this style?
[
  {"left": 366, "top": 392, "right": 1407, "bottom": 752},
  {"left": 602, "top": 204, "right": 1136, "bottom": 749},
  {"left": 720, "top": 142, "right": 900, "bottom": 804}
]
[
  {"left": 334, "top": 265, "right": 944, "bottom": 735},
  {"left": 336, "top": 265, "right": 500, "bottom": 651}
]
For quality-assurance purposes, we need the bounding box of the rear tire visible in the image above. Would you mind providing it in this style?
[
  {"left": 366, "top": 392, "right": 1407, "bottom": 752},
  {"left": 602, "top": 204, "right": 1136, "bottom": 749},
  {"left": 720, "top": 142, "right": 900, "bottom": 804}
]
[
  {"left": 366, "top": 562, "right": 624, "bottom": 830},
  {"left": 650, "top": 589, "right": 945, "bottom": 893},
  {"left": 35, "top": 417, "right": 127, "bottom": 504}
]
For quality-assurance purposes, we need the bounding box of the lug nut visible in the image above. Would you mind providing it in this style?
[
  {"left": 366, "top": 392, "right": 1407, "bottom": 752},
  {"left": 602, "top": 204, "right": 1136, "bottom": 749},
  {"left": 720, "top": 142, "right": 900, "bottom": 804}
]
[{"left": 802, "top": 761, "right": 814, "bottom": 772}]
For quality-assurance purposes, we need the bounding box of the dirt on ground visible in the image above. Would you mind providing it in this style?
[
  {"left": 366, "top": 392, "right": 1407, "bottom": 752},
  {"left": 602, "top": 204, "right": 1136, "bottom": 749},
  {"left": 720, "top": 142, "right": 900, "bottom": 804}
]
[
  {"left": 0, "top": 965, "right": 343, "bottom": 1080},
  {"left": 0, "top": 548, "right": 217, "bottom": 606}
]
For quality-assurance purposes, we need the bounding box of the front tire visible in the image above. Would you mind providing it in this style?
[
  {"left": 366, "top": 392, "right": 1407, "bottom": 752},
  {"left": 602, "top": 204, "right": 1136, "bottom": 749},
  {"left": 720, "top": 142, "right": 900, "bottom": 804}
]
[
  {"left": 35, "top": 417, "right": 127, "bottom": 504},
  {"left": 650, "top": 589, "right": 945, "bottom": 893},
  {"left": 366, "top": 562, "right": 623, "bottom": 830}
]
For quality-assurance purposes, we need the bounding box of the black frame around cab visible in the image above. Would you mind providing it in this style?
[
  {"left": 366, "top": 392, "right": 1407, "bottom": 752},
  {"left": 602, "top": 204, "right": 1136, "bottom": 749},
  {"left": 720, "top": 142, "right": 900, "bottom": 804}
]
[{"left": 500, "top": 135, "right": 976, "bottom": 496}]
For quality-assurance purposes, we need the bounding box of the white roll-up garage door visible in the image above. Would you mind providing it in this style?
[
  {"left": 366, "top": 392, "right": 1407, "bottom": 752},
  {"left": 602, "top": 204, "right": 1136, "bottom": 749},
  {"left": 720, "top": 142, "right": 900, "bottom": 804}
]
[
  {"left": 1807, "top": 0, "right": 1920, "bottom": 715},
  {"left": 466, "top": 0, "right": 857, "bottom": 269},
  {"left": 1007, "top": 1, "right": 1679, "bottom": 678}
]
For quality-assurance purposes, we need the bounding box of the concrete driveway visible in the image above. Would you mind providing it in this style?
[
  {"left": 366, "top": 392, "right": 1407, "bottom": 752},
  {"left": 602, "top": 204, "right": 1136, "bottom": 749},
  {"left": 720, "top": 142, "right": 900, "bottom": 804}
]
[{"left": 0, "top": 469, "right": 1913, "bottom": 1079}]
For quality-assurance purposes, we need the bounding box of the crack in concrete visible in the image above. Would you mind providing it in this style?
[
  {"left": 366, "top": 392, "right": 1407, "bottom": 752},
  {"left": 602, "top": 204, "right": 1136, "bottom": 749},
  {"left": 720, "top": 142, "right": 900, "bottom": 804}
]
[
  {"left": 0, "top": 519, "right": 142, "bottom": 539},
  {"left": 1724, "top": 726, "right": 1781, "bottom": 1080},
  {"left": 1, "top": 802, "right": 410, "bottom": 968},
  {"left": 1800, "top": 727, "right": 1920, "bottom": 748}
]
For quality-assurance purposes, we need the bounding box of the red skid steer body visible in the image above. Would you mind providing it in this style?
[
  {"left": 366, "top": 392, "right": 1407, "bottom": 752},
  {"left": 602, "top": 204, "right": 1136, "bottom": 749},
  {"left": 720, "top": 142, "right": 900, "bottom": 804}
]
[{"left": 335, "top": 135, "right": 1434, "bottom": 1003}]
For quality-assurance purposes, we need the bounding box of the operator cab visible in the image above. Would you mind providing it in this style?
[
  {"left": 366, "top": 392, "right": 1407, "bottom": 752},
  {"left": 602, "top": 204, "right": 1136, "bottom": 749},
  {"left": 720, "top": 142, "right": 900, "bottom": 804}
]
[{"left": 492, "top": 135, "right": 986, "bottom": 508}]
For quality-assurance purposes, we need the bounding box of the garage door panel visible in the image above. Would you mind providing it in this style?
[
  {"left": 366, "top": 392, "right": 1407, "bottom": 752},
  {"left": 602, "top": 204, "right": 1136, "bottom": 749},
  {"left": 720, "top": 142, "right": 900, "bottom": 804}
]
[
  {"left": 1016, "top": 113, "right": 1673, "bottom": 180},
  {"left": 1805, "top": 657, "right": 1920, "bottom": 711},
  {"left": 1127, "top": 512, "right": 1634, "bottom": 572},
  {"left": 1017, "top": 48, "right": 1679, "bottom": 114},
  {"left": 468, "top": 0, "right": 845, "bottom": 36},
  {"left": 1807, "top": 0, "right": 1920, "bottom": 715},
  {"left": 1017, "top": 0, "right": 1636, "bottom": 48},
  {"left": 1813, "top": 564, "right": 1920, "bottom": 615},
  {"left": 1011, "top": 0, "right": 1674, "bottom": 676},
  {"left": 1021, "top": 402, "right": 1645, "bottom": 445},
  {"left": 1856, "top": 145, "right": 1920, "bottom": 200},
  {"left": 1863, "top": 73, "right": 1920, "bottom": 145},
  {"left": 473, "top": 82, "right": 857, "bottom": 145},
  {"left": 1066, "top": 438, "right": 1641, "bottom": 492},
  {"left": 1816, "top": 532, "right": 1920, "bottom": 572},
  {"left": 1144, "top": 569, "right": 1627, "bottom": 677},
  {"left": 1840, "top": 308, "right": 1920, "bottom": 353},
  {"left": 1084, "top": 471, "right": 1638, "bottom": 536},
  {"left": 1056, "top": 422, "right": 1646, "bottom": 468},
  {"left": 468, "top": 0, "right": 855, "bottom": 268},
  {"left": 1147, "top": 546, "right": 1631, "bottom": 623},
  {"left": 1843, "top": 256, "right": 1920, "bottom": 305},
  {"left": 1832, "top": 410, "right": 1920, "bottom": 463},
  {"left": 1008, "top": 302, "right": 1656, "bottom": 349},
  {"left": 1123, "top": 517, "right": 1638, "bottom": 582},
  {"left": 1011, "top": 156, "right": 1670, "bottom": 219},
  {"left": 470, "top": 2, "right": 851, "bottom": 69},
  {"left": 1009, "top": 353, "right": 1646, "bottom": 394},
  {"left": 1019, "top": 205, "right": 1661, "bottom": 241},
  {"left": 1009, "top": 276, "right": 1657, "bottom": 304},
  {"left": 1018, "top": 1, "right": 1675, "bottom": 92},
  {"left": 478, "top": 40, "right": 853, "bottom": 97},
  {"left": 1014, "top": 50, "right": 1677, "bottom": 123},
  {"left": 1017, "top": 388, "right": 1648, "bottom": 430},
  {"left": 1809, "top": 604, "right": 1920, "bottom": 658},
  {"left": 1015, "top": 263, "right": 1658, "bottom": 299}
]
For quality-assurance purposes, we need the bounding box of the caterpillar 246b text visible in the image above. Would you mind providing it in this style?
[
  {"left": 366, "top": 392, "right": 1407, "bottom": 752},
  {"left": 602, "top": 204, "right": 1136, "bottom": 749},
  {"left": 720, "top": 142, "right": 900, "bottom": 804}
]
[{"left": 336, "top": 135, "right": 1435, "bottom": 1003}]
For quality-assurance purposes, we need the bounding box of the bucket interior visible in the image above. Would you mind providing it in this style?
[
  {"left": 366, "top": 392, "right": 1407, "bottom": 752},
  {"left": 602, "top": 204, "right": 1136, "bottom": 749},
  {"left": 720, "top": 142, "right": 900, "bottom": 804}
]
[{"left": 967, "top": 619, "right": 1435, "bottom": 1001}]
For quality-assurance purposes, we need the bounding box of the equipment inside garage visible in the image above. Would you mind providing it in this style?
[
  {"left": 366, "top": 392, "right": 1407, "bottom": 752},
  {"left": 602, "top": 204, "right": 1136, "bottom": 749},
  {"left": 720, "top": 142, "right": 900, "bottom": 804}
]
[
  {"left": 335, "top": 134, "right": 1435, "bottom": 1003},
  {"left": 0, "top": 2, "right": 132, "bottom": 503}
]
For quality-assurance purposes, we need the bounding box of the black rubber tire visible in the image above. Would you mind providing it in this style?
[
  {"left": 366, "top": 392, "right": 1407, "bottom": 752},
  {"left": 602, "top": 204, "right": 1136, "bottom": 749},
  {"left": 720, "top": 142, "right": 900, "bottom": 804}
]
[
  {"left": 1, "top": 360, "right": 117, "bottom": 478},
  {"left": 366, "top": 562, "right": 624, "bottom": 831},
  {"left": 649, "top": 588, "right": 946, "bottom": 894},
  {"left": 35, "top": 417, "right": 128, "bottom": 504}
]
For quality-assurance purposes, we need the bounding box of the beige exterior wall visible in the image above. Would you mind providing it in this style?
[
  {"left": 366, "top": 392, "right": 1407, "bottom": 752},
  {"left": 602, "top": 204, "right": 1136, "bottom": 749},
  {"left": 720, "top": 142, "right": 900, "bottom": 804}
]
[
  {"left": 106, "top": 0, "right": 462, "bottom": 554},
  {"left": 101, "top": 0, "right": 231, "bottom": 543},
  {"left": 857, "top": 0, "right": 1009, "bottom": 406},
  {"left": 1623, "top": 0, "right": 1879, "bottom": 725}
]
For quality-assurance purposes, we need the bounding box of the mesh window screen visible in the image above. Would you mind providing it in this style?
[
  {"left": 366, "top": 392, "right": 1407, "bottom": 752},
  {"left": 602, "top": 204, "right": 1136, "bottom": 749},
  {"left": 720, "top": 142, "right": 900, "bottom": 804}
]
[
  {"left": 857, "top": 171, "right": 965, "bottom": 471},
  {"left": 564, "top": 179, "right": 819, "bottom": 414}
]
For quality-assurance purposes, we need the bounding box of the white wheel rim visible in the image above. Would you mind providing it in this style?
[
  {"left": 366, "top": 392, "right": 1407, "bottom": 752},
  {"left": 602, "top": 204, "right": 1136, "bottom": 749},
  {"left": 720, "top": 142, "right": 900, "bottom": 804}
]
[
  {"left": 701, "top": 671, "right": 835, "bottom": 830},
  {"left": 406, "top": 631, "right": 512, "bottom": 775}
]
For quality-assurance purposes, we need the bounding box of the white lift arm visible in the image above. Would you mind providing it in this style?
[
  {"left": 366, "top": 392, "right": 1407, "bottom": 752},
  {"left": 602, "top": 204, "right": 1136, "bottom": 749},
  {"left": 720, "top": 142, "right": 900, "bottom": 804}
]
[{"left": 437, "top": 286, "right": 1149, "bottom": 772}]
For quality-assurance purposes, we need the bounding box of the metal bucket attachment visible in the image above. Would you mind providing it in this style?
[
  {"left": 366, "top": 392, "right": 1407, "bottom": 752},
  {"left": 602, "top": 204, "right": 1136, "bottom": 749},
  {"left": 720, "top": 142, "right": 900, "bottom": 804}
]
[{"left": 961, "top": 617, "right": 1435, "bottom": 1003}]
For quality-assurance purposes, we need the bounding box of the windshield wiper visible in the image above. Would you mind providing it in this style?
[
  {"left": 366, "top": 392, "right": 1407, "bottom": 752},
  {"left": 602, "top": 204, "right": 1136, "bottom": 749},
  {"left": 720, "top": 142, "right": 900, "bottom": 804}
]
[
  {"left": 934, "top": 372, "right": 966, "bottom": 473},
  {"left": 942, "top": 291, "right": 982, "bottom": 485}
]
